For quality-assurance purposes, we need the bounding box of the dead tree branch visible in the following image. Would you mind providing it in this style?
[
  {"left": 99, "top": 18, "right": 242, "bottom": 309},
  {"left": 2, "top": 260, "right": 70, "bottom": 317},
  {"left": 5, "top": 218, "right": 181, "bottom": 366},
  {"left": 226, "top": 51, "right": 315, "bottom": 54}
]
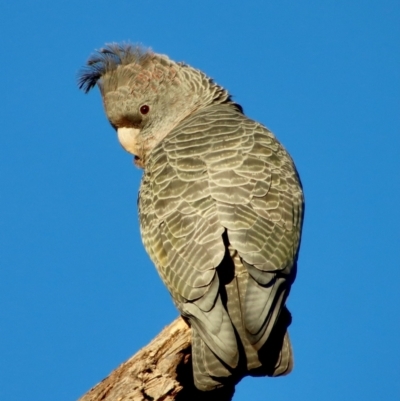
[{"left": 77, "top": 317, "right": 235, "bottom": 401}]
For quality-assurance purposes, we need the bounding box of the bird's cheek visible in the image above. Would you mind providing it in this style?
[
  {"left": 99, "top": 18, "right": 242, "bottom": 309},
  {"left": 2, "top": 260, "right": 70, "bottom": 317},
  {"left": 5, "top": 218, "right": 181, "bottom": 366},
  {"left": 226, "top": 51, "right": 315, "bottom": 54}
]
[{"left": 117, "top": 127, "right": 141, "bottom": 156}]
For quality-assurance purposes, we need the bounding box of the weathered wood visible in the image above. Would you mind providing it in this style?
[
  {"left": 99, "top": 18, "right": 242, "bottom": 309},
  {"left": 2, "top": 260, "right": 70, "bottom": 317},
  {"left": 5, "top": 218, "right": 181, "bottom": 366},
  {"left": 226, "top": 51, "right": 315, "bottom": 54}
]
[{"left": 77, "top": 317, "right": 235, "bottom": 401}]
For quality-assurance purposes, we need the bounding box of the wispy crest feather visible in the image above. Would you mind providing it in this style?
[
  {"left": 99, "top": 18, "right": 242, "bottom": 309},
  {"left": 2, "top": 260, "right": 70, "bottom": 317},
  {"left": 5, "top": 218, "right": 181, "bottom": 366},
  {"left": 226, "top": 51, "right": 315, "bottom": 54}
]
[{"left": 77, "top": 43, "right": 153, "bottom": 93}]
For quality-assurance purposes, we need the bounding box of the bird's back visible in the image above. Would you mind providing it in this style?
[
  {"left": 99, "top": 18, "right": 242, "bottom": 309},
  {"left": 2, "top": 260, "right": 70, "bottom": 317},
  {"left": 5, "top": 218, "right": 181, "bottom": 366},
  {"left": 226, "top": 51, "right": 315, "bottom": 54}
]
[{"left": 139, "top": 104, "right": 304, "bottom": 390}]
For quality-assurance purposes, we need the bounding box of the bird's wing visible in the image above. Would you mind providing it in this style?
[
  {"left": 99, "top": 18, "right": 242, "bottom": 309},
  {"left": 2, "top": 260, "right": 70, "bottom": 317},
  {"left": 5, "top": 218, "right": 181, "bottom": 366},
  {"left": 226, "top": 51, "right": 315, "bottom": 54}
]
[
  {"left": 212, "top": 111, "right": 304, "bottom": 350},
  {"left": 138, "top": 109, "right": 239, "bottom": 371}
]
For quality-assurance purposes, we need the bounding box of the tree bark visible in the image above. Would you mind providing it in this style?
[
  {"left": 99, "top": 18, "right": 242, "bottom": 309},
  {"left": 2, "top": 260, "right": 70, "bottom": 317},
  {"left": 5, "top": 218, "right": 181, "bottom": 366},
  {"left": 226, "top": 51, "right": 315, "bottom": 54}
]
[{"left": 77, "top": 317, "right": 235, "bottom": 401}]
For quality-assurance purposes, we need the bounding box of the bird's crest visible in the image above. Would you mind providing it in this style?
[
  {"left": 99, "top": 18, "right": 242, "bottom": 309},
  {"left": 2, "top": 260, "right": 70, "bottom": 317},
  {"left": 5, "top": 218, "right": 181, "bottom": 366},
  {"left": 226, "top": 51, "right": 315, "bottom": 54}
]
[{"left": 78, "top": 43, "right": 161, "bottom": 93}]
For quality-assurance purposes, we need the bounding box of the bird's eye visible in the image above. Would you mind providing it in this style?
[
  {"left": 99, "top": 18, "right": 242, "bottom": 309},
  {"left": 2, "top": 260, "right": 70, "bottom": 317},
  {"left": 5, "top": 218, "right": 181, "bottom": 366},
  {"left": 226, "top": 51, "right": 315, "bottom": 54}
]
[{"left": 140, "top": 105, "right": 150, "bottom": 115}]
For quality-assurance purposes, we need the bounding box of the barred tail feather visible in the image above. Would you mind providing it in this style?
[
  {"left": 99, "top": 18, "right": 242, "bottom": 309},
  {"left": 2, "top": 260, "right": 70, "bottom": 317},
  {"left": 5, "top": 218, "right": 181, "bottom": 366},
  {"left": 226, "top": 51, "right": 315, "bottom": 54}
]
[{"left": 191, "top": 329, "right": 232, "bottom": 391}]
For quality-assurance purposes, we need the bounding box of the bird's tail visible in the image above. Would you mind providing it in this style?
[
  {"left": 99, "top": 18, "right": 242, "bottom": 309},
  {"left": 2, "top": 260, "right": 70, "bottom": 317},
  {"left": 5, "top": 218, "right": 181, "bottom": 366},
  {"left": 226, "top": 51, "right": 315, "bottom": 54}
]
[
  {"left": 271, "top": 329, "right": 294, "bottom": 376},
  {"left": 227, "top": 250, "right": 294, "bottom": 378},
  {"left": 257, "top": 306, "right": 294, "bottom": 377},
  {"left": 191, "top": 328, "right": 232, "bottom": 390},
  {"left": 189, "top": 247, "right": 294, "bottom": 389}
]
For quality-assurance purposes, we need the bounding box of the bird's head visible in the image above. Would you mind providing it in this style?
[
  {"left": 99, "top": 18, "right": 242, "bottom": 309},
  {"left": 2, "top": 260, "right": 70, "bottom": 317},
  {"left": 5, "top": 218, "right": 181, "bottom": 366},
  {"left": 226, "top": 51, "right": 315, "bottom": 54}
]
[{"left": 78, "top": 43, "right": 240, "bottom": 168}]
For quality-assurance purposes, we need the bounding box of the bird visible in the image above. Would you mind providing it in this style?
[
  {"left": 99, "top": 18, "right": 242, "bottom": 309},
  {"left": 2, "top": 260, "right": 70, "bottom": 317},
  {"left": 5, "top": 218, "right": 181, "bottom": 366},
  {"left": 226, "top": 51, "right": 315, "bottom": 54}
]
[{"left": 78, "top": 43, "right": 304, "bottom": 391}]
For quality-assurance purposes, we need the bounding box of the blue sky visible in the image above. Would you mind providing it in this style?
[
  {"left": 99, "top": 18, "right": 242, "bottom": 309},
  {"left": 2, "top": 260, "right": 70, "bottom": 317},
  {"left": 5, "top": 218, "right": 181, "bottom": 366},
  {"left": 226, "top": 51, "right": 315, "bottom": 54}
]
[{"left": 1, "top": 1, "right": 399, "bottom": 400}]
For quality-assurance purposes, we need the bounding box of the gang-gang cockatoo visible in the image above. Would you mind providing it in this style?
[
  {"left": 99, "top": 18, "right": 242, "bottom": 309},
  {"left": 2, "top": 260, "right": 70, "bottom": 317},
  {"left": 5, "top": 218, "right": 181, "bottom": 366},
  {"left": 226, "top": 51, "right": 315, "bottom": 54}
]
[{"left": 78, "top": 44, "right": 304, "bottom": 391}]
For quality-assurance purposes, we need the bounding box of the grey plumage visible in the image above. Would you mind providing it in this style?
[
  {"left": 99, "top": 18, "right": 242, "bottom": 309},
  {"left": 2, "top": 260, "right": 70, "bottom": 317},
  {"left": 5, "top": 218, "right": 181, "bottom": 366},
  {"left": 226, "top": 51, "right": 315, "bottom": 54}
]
[{"left": 79, "top": 43, "right": 304, "bottom": 391}]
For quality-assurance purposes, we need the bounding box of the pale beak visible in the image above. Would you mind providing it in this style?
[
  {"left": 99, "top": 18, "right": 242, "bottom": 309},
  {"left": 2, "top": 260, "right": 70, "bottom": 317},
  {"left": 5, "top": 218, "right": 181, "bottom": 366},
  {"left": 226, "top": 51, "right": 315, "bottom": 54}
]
[{"left": 117, "top": 127, "right": 141, "bottom": 156}]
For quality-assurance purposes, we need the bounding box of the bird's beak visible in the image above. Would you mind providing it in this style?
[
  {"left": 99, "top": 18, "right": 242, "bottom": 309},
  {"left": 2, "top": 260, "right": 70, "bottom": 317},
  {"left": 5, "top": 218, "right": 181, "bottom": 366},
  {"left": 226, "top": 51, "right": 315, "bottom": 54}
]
[{"left": 117, "top": 127, "right": 141, "bottom": 156}]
